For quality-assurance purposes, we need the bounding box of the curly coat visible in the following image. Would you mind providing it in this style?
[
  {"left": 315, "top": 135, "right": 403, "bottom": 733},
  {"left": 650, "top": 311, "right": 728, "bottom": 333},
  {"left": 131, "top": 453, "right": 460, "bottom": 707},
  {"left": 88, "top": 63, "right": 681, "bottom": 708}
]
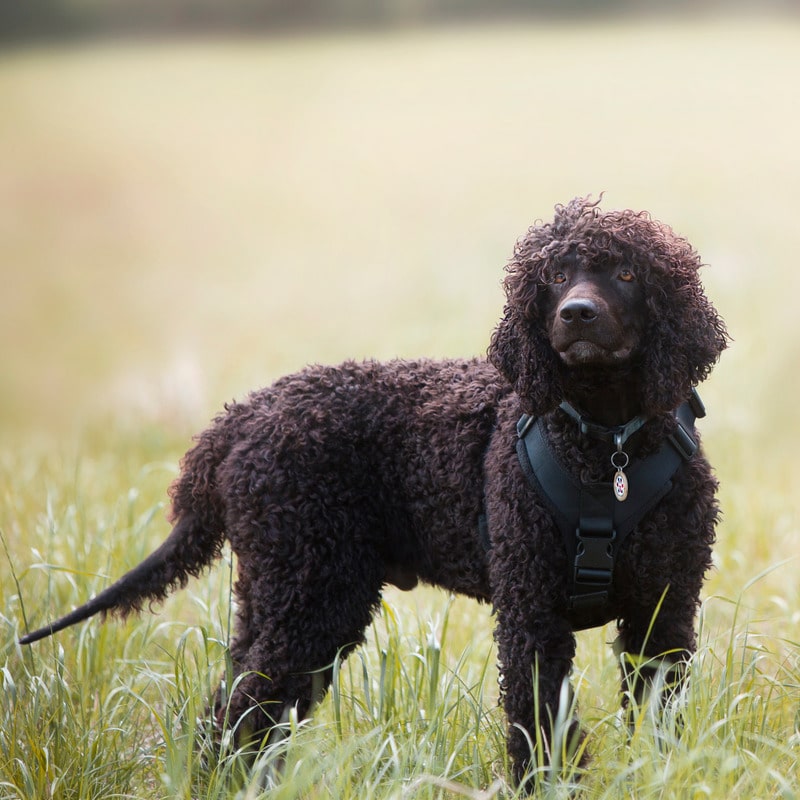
[{"left": 21, "top": 196, "right": 728, "bottom": 786}]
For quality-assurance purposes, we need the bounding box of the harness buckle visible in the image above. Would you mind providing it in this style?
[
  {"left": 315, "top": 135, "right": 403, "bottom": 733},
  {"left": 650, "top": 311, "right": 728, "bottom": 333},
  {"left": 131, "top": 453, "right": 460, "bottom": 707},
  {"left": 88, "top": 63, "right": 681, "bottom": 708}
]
[
  {"left": 516, "top": 414, "right": 535, "bottom": 439},
  {"left": 574, "top": 535, "right": 614, "bottom": 573},
  {"left": 573, "top": 523, "right": 616, "bottom": 597},
  {"left": 669, "top": 422, "right": 698, "bottom": 460},
  {"left": 689, "top": 387, "right": 706, "bottom": 419}
]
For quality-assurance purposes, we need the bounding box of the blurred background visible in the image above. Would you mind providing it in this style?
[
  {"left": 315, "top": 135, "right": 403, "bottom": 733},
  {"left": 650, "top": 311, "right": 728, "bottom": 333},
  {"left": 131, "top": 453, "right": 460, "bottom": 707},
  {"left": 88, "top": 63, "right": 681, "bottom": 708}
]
[
  {"left": 2, "top": 12, "right": 799, "bottom": 797},
  {"left": 3, "top": 0, "right": 794, "bottom": 40},
  {"left": 1, "top": 2, "right": 798, "bottom": 580}
]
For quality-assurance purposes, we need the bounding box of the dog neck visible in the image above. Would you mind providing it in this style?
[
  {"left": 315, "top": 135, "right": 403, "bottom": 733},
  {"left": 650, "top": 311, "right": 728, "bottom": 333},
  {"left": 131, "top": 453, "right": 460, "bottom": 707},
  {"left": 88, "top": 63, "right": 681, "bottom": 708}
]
[
  {"left": 559, "top": 375, "right": 643, "bottom": 429},
  {"left": 555, "top": 373, "right": 650, "bottom": 450}
]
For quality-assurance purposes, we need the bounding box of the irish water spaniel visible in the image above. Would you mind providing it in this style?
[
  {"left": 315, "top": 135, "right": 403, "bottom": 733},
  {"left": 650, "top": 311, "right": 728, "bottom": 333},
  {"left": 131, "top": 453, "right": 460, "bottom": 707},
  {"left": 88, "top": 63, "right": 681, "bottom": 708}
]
[{"left": 21, "top": 196, "right": 728, "bottom": 787}]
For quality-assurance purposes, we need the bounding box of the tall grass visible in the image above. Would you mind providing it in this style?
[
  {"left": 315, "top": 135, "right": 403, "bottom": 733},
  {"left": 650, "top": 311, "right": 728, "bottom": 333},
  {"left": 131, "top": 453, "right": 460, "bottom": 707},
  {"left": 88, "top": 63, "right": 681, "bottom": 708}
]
[{"left": 2, "top": 14, "right": 799, "bottom": 800}]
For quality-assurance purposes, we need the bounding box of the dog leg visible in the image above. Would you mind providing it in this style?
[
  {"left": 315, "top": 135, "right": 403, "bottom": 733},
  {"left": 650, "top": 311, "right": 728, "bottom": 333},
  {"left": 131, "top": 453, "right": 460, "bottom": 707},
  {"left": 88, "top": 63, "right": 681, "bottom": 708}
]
[
  {"left": 615, "top": 592, "right": 698, "bottom": 730},
  {"left": 213, "top": 654, "right": 343, "bottom": 749},
  {"left": 495, "top": 610, "right": 583, "bottom": 787},
  {"left": 212, "top": 547, "right": 384, "bottom": 750}
]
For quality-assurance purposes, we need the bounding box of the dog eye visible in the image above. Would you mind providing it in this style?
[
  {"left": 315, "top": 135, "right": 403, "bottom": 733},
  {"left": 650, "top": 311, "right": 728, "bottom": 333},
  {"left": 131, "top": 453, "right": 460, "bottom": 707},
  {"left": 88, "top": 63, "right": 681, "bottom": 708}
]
[
  {"left": 618, "top": 269, "right": 635, "bottom": 283},
  {"left": 552, "top": 272, "right": 567, "bottom": 285}
]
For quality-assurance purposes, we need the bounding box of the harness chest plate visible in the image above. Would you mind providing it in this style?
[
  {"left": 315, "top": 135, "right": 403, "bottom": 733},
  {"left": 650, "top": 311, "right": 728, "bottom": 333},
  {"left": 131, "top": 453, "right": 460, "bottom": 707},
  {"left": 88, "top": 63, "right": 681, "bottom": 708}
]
[{"left": 514, "top": 392, "right": 703, "bottom": 631}]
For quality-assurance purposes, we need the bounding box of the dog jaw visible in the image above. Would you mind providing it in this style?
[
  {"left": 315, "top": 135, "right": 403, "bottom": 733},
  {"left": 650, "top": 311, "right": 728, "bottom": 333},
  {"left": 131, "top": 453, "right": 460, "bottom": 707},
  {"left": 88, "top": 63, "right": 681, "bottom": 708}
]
[{"left": 556, "top": 338, "right": 637, "bottom": 367}]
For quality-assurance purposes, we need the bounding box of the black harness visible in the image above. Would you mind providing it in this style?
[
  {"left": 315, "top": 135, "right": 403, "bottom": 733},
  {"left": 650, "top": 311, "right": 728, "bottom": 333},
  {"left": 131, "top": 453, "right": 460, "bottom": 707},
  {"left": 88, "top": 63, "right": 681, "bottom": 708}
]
[{"left": 514, "top": 389, "right": 706, "bottom": 631}]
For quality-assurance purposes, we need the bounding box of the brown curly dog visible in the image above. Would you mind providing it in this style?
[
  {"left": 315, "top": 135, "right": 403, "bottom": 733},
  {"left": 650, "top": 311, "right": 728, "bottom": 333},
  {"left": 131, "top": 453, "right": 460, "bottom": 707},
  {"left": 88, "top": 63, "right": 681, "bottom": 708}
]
[{"left": 21, "top": 196, "right": 728, "bottom": 786}]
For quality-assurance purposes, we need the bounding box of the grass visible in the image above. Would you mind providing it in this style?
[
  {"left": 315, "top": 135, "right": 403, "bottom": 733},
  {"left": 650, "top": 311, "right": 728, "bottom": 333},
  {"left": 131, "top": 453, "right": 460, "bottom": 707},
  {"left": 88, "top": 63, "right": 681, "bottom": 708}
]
[{"left": 1, "top": 13, "right": 800, "bottom": 799}]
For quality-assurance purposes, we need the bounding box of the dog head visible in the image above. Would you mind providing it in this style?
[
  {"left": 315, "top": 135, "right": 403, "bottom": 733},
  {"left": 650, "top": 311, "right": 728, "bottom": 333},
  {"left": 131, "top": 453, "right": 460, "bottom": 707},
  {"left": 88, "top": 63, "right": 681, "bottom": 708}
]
[{"left": 488, "top": 196, "right": 728, "bottom": 417}]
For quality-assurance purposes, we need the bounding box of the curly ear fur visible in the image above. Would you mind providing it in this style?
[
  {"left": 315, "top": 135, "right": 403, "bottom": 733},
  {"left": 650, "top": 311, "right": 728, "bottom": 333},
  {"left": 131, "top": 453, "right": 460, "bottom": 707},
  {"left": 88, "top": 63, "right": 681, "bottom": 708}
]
[
  {"left": 634, "top": 225, "right": 729, "bottom": 413},
  {"left": 487, "top": 279, "right": 564, "bottom": 417},
  {"left": 488, "top": 196, "right": 729, "bottom": 415}
]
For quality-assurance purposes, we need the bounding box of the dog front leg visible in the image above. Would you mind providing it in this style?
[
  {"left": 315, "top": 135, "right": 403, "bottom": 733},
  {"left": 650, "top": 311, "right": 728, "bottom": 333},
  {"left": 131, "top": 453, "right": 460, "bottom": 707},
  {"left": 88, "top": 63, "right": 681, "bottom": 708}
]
[
  {"left": 615, "top": 591, "right": 698, "bottom": 726},
  {"left": 495, "top": 612, "right": 583, "bottom": 786}
]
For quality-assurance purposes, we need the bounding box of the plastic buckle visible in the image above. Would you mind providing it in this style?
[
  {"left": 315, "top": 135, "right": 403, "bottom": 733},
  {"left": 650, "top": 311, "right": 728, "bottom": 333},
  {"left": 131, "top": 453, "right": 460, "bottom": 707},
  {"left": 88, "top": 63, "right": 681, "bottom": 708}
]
[
  {"left": 516, "top": 414, "right": 535, "bottom": 439},
  {"left": 573, "top": 523, "right": 615, "bottom": 590},
  {"left": 669, "top": 423, "right": 698, "bottom": 460},
  {"left": 689, "top": 387, "right": 706, "bottom": 419}
]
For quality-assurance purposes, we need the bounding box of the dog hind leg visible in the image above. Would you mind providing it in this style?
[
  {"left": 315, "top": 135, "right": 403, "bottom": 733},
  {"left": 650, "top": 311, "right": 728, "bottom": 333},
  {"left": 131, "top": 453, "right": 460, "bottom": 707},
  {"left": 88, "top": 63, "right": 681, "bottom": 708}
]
[{"left": 212, "top": 542, "right": 385, "bottom": 749}]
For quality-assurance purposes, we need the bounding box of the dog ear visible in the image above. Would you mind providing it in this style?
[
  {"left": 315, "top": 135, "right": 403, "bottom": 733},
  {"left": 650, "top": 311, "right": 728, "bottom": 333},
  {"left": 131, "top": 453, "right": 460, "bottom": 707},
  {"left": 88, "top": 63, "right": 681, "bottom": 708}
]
[
  {"left": 488, "top": 295, "right": 563, "bottom": 417},
  {"left": 488, "top": 219, "right": 570, "bottom": 416},
  {"left": 638, "top": 258, "right": 729, "bottom": 414}
]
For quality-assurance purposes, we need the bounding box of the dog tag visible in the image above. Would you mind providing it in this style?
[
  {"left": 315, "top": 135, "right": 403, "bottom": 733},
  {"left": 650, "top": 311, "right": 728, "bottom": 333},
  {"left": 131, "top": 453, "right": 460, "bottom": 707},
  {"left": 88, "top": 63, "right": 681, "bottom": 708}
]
[
  {"left": 613, "top": 468, "right": 629, "bottom": 502},
  {"left": 611, "top": 446, "right": 630, "bottom": 502}
]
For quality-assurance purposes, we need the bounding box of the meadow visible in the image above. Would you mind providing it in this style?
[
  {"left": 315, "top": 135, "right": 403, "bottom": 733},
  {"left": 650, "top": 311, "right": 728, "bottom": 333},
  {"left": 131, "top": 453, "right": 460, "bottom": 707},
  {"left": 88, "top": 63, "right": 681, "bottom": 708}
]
[{"left": 1, "top": 14, "right": 799, "bottom": 799}]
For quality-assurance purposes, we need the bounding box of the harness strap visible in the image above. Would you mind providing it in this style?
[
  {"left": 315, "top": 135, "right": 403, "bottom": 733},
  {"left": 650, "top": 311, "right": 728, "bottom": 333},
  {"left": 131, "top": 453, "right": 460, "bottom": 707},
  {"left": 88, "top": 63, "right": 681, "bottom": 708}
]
[
  {"left": 514, "top": 391, "right": 703, "bottom": 631},
  {"left": 558, "top": 400, "right": 648, "bottom": 448}
]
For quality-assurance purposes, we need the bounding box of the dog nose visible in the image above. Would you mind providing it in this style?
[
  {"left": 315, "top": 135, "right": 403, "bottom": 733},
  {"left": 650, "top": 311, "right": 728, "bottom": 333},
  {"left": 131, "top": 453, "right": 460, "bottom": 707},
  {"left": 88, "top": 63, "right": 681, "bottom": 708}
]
[{"left": 559, "top": 298, "right": 599, "bottom": 324}]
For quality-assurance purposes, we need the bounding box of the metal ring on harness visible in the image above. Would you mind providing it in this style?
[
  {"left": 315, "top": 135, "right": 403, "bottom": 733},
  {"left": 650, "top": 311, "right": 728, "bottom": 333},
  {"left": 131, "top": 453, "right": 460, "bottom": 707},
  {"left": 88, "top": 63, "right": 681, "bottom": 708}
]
[{"left": 610, "top": 450, "right": 629, "bottom": 470}]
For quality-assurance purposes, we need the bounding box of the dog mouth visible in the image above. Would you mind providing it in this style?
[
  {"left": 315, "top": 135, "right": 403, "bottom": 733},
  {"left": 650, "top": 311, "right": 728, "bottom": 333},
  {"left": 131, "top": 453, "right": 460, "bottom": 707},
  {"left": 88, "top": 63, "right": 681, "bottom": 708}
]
[{"left": 557, "top": 339, "right": 635, "bottom": 366}]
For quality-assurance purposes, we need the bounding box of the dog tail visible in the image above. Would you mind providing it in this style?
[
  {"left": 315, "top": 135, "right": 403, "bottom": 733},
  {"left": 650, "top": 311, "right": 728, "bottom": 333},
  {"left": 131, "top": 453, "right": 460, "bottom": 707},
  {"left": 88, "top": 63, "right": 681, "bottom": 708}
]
[
  {"left": 19, "top": 413, "right": 236, "bottom": 646},
  {"left": 19, "top": 510, "right": 225, "bottom": 645}
]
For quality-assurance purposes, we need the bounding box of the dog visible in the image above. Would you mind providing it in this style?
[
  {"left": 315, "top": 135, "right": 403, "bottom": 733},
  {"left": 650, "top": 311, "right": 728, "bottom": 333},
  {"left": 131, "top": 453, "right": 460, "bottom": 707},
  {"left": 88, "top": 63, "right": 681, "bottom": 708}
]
[{"left": 20, "top": 196, "right": 727, "bottom": 785}]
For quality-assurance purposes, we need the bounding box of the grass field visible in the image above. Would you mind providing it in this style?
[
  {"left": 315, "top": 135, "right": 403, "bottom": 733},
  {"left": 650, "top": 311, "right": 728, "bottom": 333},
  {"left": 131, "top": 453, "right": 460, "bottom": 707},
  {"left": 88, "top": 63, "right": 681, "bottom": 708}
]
[{"left": 1, "top": 14, "right": 799, "bottom": 799}]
